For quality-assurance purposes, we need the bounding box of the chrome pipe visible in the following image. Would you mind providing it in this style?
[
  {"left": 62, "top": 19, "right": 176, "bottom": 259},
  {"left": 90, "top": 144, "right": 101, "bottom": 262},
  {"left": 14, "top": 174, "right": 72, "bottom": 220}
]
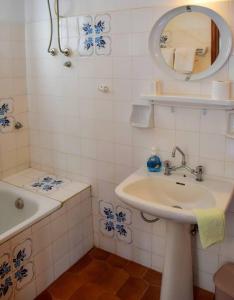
[
  {"left": 56, "top": 0, "right": 71, "bottom": 56},
  {"left": 47, "top": 0, "right": 57, "bottom": 56}
]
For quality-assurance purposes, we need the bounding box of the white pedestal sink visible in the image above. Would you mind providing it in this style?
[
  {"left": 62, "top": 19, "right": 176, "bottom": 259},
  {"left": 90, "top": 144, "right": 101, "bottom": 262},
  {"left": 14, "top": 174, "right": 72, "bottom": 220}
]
[{"left": 115, "top": 168, "right": 234, "bottom": 300}]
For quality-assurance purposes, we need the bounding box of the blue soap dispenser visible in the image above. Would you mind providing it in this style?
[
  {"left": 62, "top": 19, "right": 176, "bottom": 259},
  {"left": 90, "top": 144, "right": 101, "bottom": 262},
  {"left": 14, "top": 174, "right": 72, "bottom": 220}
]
[{"left": 147, "top": 147, "right": 162, "bottom": 172}]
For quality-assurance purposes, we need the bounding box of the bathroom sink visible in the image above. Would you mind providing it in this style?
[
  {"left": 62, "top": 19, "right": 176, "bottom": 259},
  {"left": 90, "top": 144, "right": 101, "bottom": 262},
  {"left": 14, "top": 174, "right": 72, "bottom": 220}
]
[
  {"left": 115, "top": 168, "right": 234, "bottom": 224},
  {"left": 116, "top": 168, "right": 234, "bottom": 300}
]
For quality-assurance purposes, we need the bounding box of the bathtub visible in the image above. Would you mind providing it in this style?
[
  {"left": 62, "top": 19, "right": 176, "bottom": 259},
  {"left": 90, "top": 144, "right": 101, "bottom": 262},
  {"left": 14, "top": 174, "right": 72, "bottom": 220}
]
[{"left": 0, "top": 181, "right": 61, "bottom": 244}]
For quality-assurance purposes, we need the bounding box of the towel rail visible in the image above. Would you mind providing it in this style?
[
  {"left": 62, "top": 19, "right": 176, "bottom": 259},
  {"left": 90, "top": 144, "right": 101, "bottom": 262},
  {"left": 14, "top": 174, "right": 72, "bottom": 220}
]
[{"left": 160, "top": 46, "right": 208, "bottom": 56}]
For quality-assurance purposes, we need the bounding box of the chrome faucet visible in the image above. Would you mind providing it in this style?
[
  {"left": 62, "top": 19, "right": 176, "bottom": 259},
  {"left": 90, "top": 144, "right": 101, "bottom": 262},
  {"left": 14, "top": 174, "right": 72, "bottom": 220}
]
[
  {"left": 164, "top": 146, "right": 204, "bottom": 182},
  {"left": 172, "top": 146, "right": 186, "bottom": 166}
]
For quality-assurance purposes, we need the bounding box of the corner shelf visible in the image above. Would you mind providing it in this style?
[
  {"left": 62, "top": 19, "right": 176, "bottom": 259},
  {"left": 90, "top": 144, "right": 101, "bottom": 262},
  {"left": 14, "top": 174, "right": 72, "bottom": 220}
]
[{"left": 141, "top": 95, "right": 234, "bottom": 110}]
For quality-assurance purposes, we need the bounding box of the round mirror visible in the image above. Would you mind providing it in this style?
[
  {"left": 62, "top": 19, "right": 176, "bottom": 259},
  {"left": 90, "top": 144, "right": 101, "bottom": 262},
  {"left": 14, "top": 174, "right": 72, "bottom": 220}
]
[{"left": 149, "top": 5, "right": 232, "bottom": 81}]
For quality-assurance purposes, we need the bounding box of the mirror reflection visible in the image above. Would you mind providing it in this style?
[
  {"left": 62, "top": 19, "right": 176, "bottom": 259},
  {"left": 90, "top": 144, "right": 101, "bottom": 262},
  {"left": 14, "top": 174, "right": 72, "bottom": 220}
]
[{"left": 160, "top": 12, "right": 220, "bottom": 75}]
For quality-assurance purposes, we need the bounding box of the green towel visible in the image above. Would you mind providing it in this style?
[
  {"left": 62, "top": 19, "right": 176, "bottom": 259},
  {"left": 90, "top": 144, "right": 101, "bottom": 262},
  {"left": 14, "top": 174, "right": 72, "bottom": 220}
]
[{"left": 194, "top": 208, "right": 225, "bottom": 249}]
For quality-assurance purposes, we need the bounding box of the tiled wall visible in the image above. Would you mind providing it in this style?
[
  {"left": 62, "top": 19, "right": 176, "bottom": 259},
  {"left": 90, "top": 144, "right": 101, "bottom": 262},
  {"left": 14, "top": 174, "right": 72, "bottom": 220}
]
[
  {"left": 0, "top": 0, "right": 30, "bottom": 178},
  {"left": 25, "top": 0, "right": 234, "bottom": 292},
  {"left": 0, "top": 188, "right": 93, "bottom": 300}
]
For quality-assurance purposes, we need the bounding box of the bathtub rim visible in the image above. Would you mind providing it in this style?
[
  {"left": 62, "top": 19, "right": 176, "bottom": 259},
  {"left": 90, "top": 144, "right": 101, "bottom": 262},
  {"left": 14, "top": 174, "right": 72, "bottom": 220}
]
[{"left": 0, "top": 181, "right": 61, "bottom": 246}]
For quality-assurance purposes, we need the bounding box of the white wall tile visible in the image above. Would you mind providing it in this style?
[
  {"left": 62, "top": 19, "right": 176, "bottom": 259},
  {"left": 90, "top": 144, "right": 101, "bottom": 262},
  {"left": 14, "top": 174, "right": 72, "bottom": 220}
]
[
  {"left": 133, "top": 247, "right": 151, "bottom": 268},
  {"left": 200, "top": 133, "right": 225, "bottom": 160},
  {"left": 25, "top": 1, "right": 234, "bottom": 294},
  {"left": 175, "top": 109, "right": 200, "bottom": 132},
  {"left": 200, "top": 110, "right": 227, "bottom": 134}
]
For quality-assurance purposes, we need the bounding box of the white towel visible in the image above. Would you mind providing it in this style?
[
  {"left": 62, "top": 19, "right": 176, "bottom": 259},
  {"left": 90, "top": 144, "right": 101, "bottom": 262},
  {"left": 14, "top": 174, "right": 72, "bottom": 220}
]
[
  {"left": 161, "top": 48, "right": 175, "bottom": 68},
  {"left": 174, "top": 48, "right": 196, "bottom": 74}
]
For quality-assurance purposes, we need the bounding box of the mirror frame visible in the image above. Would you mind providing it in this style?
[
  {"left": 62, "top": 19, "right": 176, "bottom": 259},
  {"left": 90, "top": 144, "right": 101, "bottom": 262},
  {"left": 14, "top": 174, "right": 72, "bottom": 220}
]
[{"left": 149, "top": 5, "right": 233, "bottom": 81}]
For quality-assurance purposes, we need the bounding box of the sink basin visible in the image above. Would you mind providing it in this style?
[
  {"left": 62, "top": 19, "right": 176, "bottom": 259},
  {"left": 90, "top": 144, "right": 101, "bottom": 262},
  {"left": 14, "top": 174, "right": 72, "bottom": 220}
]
[
  {"left": 116, "top": 168, "right": 234, "bottom": 300},
  {"left": 115, "top": 168, "right": 234, "bottom": 224}
]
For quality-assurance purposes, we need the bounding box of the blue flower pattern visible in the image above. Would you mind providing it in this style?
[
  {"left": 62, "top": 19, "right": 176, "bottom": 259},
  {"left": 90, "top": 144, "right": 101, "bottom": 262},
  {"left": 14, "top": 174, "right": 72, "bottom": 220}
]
[
  {"left": 82, "top": 23, "right": 93, "bottom": 35},
  {"left": 0, "top": 101, "right": 14, "bottom": 132},
  {"left": 13, "top": 249, "right": 26, "bottom": 269},
  {"left": 94, "top": 20, "right": 105, "bottom": 34},
  {"left": 0, "top": 262, "right": 11, "bottom": 280},
  {"left": 15, "top": 266, "right": 28, "bottom": 282},
  {"left": 116, "top": 212, "right": 126, "bottom": 223},
  {"left": 0, "top": 241, "right": 34, "bottom": 298},
  {"left": 80, "top": 16, "right": 110, "bottom": 55},
  {"left": 0, "top": 277, "right": 13, "bottom": 297},
  {"left": 104, "top": 207, "right": 114, "bottom": 220},
  {"left": 32, "top": 177, "right": 64, "bottom": 192},
  {"left": 84, "top": 37, "right": 94, "bottom": 50},
  {"left": 116, "top": 224, "right": 127, "bottom": 237},
  {"left": 0, "top": 117, "right": 11, "bottom": 128},
  {"left": 95, "top": 36, "right": 106, "bottom": 49},
  {"left": 101, "top": 203, "right": 131, "bottom": 242},
  {"left": 0, "top": 104, "right": 9, "bottom": 116},
  {"left": 105, "top": 220, "right": 115, "bottom": 232}
]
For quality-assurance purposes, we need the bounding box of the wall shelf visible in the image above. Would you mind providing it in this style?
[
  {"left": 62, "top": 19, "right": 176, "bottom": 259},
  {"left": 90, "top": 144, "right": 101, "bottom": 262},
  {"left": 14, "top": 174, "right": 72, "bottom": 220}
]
[{"left": 141, "top": 95, "right": 234, "bottom": 110}]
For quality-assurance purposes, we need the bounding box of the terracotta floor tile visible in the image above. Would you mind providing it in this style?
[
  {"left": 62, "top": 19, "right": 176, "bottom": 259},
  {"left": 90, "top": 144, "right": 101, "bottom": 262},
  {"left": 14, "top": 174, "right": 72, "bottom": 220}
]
[
  {"left": 48, "top": 272, "right": 86, "bottom": 300},
  {"left": 92, "top": 265, "right": 129, "bottom": 293},
  {"left": 141, "top": 286, "right": 161, "bottom": 300},
  {"left": 143, "top": 269, "right": 162, "bottom": 286},
  {"left": 81, "top": 259, "right": 112, "bottom": 282},
  {"left": 98, "top": 292, "right": 121, "bottom": 300},
  {"left": 69, "top": 283, "right": 105, "bottom": 300},
  {"left": 124, "top": 261, "right": 148, "bottom": 278},
  {"left": 107, "top": 254, "right": 129, "bottom": 269},
  {"left": 117, "top": 277, "right": 149, "bottom": 300},
  {"left": 194, "top": 287, "right": 214, "bottom": 300},
  {"left": 68, "top": 253, "right": 93, "bottom": 274},
  {"left": 89, "top": 247, "right": 110, "bottom": 260},
  {"left": 35, "top": 290, "right": 53, "bottom": 300},
  {"left": 36, "top": 248, "right": 215, "bottom": 300}
]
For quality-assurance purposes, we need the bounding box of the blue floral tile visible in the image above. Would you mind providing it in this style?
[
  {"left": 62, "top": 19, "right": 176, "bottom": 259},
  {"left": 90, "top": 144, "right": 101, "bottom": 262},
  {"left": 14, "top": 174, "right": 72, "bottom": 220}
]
[
  {"left": 78, "top": 36, "right": 94, "bottom": 56},
  {"left": 0, "top": 99, "right": 15, "bottom": 133},
  {"left": 31, "top": 176, "right": 63, "bottom": 192},
  {"left": 15, "top": 266, "right": 28, "bottom": 282},
  {"left": 0, "top": 276, "right": 13, "bottom": 299},
  {"left": 99, "top": 201, "right": 132, "bottom": 243},
  {"left": 0, "top": 99, "right": 13, "bottom": 116},
  {"left": 115, "top": 211, "right": 126, "bottom": 223},
  {"left": 78, "top": 14, "right": 111, "bottom": 56},
  {"left": 99, "top": 201, "right": 114, "bottom": 220},
  {"left": 0, "top": 263, "right": 10, "bottom": 281},
  {"left": 0, "top": 104, "right": 10, "bottom": 116},
  {"left": 13, "top": 250, "right": 26, "bottom": 269},
  {"left": 25, "top": 175, "right": 68, "bottom": 194},
  {"left": 116, "top": 206, "right": 132, "bottom": 225},
  {"left": 0, "top": 116, "right": 14, "bottom": 133},
  {"left": 0, "top": 255, "right": 11, "bottom": 281},
  {"left": 100, "top": 219, "right": 115, "bottom": 238},
  {"left": 116, "top": 224, "right": 132, "bottom": 244},
  {"left": 15, "top": 262, "right": 34, "bottom": 290},
  {"left": 78, "top": 16, "right": 93, "bottom": 36},
  {"left": 13, "top": 239, "right": 32, "bottom": 270},
  {"left": 95, "top": 35, "right": 111, "bottom": 56},
  {"left": 94, "top": 14, "right": 111, "bottom": 34}
]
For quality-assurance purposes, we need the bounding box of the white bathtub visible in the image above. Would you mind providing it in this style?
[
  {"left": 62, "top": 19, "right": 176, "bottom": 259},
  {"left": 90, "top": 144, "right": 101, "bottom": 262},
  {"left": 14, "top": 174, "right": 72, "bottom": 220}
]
[{"left": 0, "top": 181, "right": 61, "bottom": 244}]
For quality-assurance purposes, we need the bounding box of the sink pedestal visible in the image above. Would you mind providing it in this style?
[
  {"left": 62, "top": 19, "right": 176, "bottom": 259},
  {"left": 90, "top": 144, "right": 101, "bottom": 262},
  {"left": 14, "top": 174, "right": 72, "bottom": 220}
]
[{"left": 160, "top": 221, "right": 193, "bottom": 300}]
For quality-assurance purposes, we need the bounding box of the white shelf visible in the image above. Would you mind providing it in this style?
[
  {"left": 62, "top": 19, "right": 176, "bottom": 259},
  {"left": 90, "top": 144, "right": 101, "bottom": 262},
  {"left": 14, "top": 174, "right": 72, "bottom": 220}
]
[{"left": 141, "top": 94, "right": 234, "bottom": 110}]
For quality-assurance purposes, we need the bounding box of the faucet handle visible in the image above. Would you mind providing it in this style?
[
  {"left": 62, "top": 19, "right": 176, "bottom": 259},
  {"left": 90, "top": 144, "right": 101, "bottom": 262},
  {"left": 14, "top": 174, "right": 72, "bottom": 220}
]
[
  {"left": 195, "top": 165, "right": 204, "bottom": 182},
  {"left": 164, "top": 160, "right": 171, "bottom": 167},
  {"left": 164, "top": 160, "right": 172, "bottom": 176}
]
